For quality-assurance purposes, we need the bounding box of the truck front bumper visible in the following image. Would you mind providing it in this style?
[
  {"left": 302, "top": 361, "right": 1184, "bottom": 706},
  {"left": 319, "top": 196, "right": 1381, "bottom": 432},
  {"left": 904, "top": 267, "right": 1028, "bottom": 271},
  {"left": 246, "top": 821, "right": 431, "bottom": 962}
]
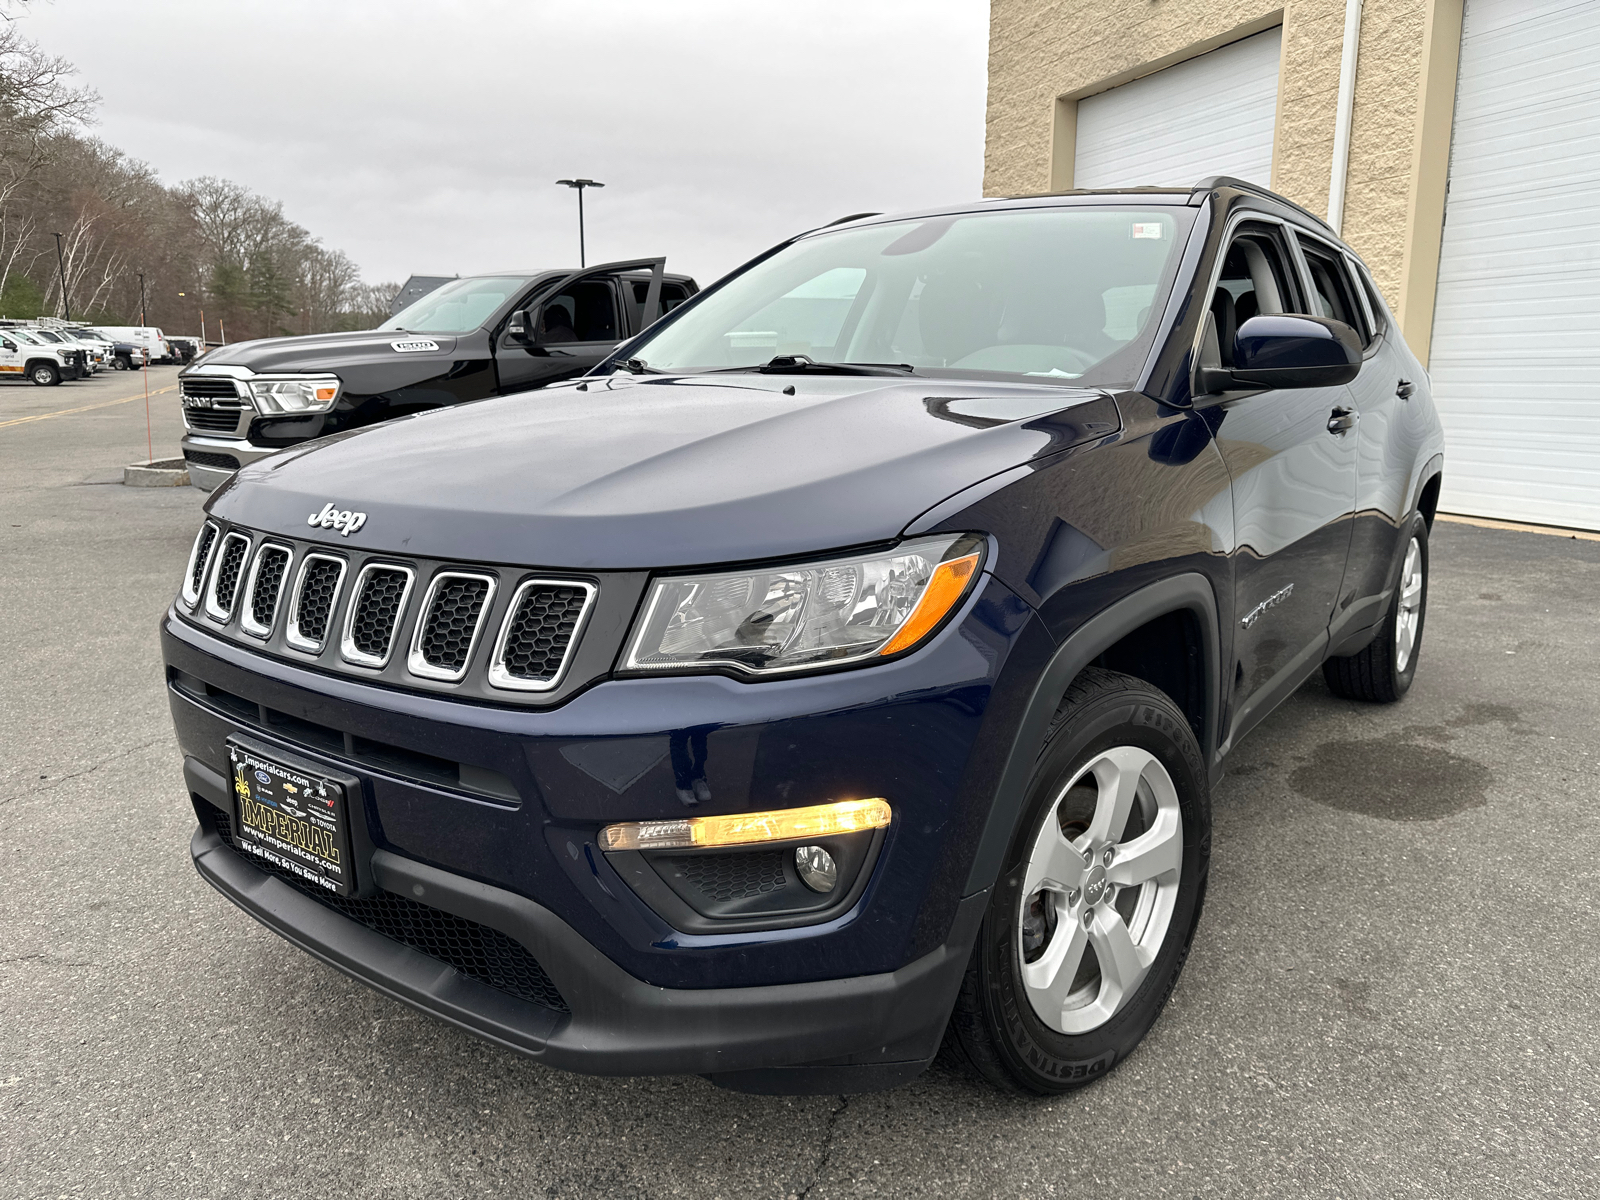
[{"left": 181, "top": 434, "right": 281, "bottom": 491}]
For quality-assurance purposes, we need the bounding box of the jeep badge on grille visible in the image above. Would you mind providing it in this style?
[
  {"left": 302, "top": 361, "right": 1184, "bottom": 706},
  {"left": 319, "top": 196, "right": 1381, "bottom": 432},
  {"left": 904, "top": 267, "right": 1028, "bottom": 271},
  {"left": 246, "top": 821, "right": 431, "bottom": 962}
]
[{"left": 307, "top": 502, "right": 367, "bottom": 537}]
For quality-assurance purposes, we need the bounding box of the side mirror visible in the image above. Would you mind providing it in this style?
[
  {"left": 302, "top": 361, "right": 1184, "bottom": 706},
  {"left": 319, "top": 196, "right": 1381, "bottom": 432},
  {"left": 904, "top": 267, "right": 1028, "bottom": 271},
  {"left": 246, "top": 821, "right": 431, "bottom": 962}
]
[
  {"left": 507, "top": 304, "right": 543, "bottom": 347},
  {"left": 1211, "top": 314, "right": 1361, "bottom": 391},
  {"left": 0, "top": 340, "right": 13, "bottom": 351}
]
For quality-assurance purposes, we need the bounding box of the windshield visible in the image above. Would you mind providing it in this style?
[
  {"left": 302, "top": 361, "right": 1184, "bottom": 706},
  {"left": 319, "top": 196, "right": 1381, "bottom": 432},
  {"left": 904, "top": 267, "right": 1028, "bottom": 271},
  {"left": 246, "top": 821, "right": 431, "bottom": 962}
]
[
  {"left": 378, "top": 275, "right": 531, "bottom": 334},
  {"left": 30, "top": 330, "right": 63, "bottom": 342},
  {"left": 10, "top": 330, "right": 41, "bottom": 344},
  {"left": 628, "top": 207, "right": 1193, "bottom": 383}
]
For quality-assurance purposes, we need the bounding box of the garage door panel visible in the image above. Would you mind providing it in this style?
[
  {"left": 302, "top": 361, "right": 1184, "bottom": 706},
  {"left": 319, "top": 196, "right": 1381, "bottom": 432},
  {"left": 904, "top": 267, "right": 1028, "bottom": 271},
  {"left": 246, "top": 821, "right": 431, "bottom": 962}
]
[
  {"left": 1431, "top": 0, "right": 1600, "bottom": 529},
  {"left": 1073, "top": 27, "right": 1281, "bottom": 190}
]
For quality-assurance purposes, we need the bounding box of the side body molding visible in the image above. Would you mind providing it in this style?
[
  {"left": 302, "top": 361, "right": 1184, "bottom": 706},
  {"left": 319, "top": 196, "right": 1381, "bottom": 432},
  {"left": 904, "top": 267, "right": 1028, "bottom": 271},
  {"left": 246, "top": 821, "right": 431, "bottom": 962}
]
[{"left": 961, "top": 573, "right": 1221, "bottom": 896}]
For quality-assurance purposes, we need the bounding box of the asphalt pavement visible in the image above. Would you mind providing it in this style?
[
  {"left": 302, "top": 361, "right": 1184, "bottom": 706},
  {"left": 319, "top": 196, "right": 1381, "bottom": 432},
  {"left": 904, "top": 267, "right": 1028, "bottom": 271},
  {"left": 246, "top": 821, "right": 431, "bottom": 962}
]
[{"left": 2, "top": 368, "right": 1597, "bottom": 1199}]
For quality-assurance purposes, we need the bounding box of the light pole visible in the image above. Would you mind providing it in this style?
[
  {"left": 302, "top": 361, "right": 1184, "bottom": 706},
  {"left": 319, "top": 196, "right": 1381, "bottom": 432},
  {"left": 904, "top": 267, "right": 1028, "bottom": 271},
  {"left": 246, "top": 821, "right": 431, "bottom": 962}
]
[
  {"left": 52, "top": 232, "right": 70, "bottom": 321},
  {"left": 555, "top": 178, "right": 604, "bottom": 267}
]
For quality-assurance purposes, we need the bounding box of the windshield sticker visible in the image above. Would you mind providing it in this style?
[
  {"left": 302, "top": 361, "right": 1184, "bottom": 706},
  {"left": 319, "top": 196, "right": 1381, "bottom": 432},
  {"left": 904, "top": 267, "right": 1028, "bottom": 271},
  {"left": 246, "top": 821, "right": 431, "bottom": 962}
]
[
  {"left": 390, "top": 338, "right": 439, "bottom": 353},
  {"left": 1131, "top": 223, "right": 1164, "bottom": 239}
]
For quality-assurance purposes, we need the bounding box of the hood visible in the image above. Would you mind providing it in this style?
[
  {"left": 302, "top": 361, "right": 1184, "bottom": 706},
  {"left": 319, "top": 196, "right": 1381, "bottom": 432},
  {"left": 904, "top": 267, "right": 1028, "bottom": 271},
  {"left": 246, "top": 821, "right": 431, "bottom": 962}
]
[
  {"left": 185, "top": 328, "right": 460, "bottom": 375},
  {"left": 207, "top": 374, "right": 1118, "bottom": 569}
]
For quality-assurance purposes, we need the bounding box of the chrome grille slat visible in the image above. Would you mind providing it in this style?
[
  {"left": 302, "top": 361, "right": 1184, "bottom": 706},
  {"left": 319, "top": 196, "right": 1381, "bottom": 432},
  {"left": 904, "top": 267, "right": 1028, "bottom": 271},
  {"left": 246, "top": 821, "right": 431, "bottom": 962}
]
[
  {"left": 285, "top": 554, "right": 347, "bottom": 653},
  {"left": 340, "top": 564, "right": 414, "bottom": 668},
  {"left": 409, "top": 572, "right": 496, "bottom": 682},
  {"left": 240, "top": 544, "right": 292, "bottom": 638},
  {"left": 179, "top": 521, "right": 603, "bottom": 702},
  {"left": 488, "top": 580, "right": 597, "bottom": 692},
  {"left": 204, "top": 532, "right": 252, "bottom": 621},
  {"left": 181, "top": 522, "right": 219, "bottom": 608}
]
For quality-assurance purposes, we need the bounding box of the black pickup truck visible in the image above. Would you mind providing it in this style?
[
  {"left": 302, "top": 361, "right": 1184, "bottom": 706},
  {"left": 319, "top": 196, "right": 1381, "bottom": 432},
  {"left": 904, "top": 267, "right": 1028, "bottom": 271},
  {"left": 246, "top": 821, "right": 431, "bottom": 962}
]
[{"left": 178, "top": 259, "right": 696, "bottom": 490}]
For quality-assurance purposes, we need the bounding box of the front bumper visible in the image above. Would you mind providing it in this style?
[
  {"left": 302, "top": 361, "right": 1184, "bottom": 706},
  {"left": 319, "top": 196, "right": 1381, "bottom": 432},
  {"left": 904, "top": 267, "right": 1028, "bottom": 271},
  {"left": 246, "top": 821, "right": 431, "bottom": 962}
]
[
  {"left": 181, "top": 434, "right": 281, "bottom": 491},
  {"left": 187, "top": 756, "right": 985, "bottom": 1091}
]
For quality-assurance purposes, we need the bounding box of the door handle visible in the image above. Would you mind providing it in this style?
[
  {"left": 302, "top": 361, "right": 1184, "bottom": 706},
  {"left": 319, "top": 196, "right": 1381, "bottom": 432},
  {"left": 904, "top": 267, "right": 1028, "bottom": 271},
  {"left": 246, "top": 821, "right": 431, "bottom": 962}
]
[
  {"left": 1396, "top": 379, "right": 1416, "bottom": 400},
  {"left": 1327, "top": 406, "right": 1357, "bottom": 434}
]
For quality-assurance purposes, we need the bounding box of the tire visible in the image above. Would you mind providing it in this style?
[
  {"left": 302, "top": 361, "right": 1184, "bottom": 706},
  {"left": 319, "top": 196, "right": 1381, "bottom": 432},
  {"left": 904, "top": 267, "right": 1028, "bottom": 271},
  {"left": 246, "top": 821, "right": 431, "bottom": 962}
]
[
  {"left": 29, "top": 362, "right": 60, "bottom": 387},
  {"left": 1323, "top": 515, "right": 1429, "bottom": 703},
  {"left": 112, "top": 355, "right": 131, "bottom": 370},
  {"left": 944, "top": 667, "right": 1211, "bottom": 1095}
]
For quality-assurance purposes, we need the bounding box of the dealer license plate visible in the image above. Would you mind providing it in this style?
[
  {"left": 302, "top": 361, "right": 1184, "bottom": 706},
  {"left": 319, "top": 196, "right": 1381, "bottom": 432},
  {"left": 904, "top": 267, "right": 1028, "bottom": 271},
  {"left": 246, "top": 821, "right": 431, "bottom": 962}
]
[{"left": 228, "top": 743, "right": 356, "bottom": 897}]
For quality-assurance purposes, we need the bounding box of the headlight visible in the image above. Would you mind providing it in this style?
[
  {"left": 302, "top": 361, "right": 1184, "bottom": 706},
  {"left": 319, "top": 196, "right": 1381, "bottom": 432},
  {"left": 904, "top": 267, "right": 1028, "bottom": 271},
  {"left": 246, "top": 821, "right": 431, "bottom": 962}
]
[
  {"left": 248, "top": 376, "right": 341, "bottom": 414},
  {"left": 621, "top": 534, "right": 984, "bottom": 676}
]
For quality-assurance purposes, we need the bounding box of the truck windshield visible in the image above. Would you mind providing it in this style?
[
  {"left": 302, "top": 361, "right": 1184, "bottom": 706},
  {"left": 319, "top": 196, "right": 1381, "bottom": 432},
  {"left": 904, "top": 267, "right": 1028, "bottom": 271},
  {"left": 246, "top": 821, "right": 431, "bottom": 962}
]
[
  {"left": 626, "top": 206, "right": 1194, "bottom": 384},
  {"left": 379, "top": 276, "right": 532, "bottom": 334}
]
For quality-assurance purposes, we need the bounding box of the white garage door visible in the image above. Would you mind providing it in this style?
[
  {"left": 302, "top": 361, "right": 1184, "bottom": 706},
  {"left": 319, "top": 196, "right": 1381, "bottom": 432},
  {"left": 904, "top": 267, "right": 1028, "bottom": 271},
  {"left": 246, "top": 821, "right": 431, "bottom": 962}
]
[
  {"left": 1430, "top": 0, "right": 1600, "bottom": 529},
  {"left": 1074, "top": 27, "right": 1282, "bottom": 190}
]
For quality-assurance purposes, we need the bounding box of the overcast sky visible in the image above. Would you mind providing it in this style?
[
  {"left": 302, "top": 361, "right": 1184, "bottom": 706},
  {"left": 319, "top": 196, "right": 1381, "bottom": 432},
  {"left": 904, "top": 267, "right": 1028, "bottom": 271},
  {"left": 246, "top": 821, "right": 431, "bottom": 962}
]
[{"left": 17, "top": 0, "right": 989, "bottom": 288}]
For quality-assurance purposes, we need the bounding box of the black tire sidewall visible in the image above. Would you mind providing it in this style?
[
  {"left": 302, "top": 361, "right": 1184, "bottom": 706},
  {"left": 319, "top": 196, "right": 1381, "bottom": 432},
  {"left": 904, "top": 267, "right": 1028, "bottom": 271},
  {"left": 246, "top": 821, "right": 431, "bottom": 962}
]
[
  {"left": 1387, "top": 516, "right": 1430, "bottom": 695},
  {"left": 31, "top": 364, "right": 58, "bottom": 386},
  {"left": 976, "top": 681, "right": 1210, "bottom": 1091}
]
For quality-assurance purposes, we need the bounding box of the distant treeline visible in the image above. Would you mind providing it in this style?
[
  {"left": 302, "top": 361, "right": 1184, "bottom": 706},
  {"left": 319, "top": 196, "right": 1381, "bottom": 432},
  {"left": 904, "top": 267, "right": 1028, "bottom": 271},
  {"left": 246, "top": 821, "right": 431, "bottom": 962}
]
[{"left": 0, "top": 18, "right": 394, "bottom": 340}]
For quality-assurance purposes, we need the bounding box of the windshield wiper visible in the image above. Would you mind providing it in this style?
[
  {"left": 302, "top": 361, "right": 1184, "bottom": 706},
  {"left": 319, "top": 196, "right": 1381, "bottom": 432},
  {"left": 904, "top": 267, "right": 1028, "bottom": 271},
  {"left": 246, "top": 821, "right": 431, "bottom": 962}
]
[
  {"left": 710, "top": 355, "right": 915, "bottom": 377},
  {"left": 619, "top": 357, "right": 665, "bottom": 375}
]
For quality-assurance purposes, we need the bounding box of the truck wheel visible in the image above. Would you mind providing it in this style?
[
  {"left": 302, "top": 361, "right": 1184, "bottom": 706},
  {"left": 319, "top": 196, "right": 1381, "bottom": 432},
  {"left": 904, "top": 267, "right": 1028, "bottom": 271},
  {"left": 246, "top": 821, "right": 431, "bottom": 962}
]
[
  {"left": 112, "top": 355, "right": 131, "bottom": 371},
  {"left": 30, "top": 362, "right": 60, "bottom": 386},
  {"left": 945, "top": 668, "right": 1210, "bottom": 1094},
  {"left": 1323, "top": 515, "right": 1429, "bottom": 703}
]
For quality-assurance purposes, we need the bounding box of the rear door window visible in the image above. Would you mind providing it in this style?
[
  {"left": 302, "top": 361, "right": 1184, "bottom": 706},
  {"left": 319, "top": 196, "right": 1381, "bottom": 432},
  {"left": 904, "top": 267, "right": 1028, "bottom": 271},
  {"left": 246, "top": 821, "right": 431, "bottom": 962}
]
[{"left": 1297, "top": 236, "right": 1368, "bottom": 342}]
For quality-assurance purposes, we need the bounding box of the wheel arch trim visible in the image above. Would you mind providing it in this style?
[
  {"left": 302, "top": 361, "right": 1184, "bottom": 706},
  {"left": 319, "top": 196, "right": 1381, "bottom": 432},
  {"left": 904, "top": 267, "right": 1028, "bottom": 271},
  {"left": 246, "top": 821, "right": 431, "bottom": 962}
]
[{"left": 962, "top": 573, "right": 1220, "bottom": 897}]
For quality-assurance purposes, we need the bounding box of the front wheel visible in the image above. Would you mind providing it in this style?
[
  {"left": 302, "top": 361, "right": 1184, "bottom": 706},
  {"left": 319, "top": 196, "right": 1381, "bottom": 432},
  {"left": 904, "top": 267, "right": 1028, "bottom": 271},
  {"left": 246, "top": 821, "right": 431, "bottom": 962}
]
[
  {"left": 30, "top": 362, "right": 60, "bottom": 386},
  {"left": 945, "top": 668, "right": 1211, "bottom": 1094},
  {"left": 112, "top": 355, "right": 131, "bottom": 371},
  {"left": 1323, "top": 515, "right": 1429, "bottom": 702}
]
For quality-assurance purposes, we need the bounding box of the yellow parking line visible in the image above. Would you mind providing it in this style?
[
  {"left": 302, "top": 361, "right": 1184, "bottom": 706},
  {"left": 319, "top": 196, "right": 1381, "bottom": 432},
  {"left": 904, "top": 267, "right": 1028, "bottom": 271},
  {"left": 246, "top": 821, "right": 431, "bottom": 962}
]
[
  {"left": 1436, "top": 511, "right": 1600, "bottom": 543},
  {"left": 0, "top": 384, "right": 177, "bottom": 430}
]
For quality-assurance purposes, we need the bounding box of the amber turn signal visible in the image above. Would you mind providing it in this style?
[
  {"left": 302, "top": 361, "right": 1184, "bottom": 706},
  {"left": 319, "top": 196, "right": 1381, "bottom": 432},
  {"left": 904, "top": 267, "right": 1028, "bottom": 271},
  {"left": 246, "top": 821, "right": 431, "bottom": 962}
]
[
  {"left": 600, "top": 798, "right": 892, "bottom": 852},
  {"left": 877, "top": 552, "right": 980, "bottom": 657}
]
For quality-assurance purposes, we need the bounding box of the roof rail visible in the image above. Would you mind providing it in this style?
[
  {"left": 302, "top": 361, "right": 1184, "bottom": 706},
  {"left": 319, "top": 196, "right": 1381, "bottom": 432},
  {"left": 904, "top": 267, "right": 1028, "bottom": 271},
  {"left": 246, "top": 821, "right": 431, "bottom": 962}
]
[{"left": 1189, "top": 176, "right": 1338, "bottom": 237}]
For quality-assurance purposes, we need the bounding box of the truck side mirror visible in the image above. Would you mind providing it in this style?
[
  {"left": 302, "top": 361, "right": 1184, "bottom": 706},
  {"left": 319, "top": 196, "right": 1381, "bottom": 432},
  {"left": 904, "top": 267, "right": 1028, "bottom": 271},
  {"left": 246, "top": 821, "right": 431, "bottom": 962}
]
[
  {"left": 507, "top": 303, "right": 547, "bottom": 349},
  {"left": 1202, "top": 314, "right": 1361, "bottom": 393}
]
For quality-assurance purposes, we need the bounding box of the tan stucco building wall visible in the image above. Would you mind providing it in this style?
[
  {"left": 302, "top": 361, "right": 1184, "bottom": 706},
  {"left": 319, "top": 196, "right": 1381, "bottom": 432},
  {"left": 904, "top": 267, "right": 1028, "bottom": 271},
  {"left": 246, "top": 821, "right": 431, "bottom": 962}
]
[{"left": 984, "top": 0, "right": 1464, "bottom": 363}]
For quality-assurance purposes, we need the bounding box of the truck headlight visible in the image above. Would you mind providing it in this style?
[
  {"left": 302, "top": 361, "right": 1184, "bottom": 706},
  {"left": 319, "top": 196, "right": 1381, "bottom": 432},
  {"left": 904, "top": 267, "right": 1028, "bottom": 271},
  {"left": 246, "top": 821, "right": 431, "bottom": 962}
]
[
  {"left": 621, "top": 534, "right": 984, "bottom": 676},
  {"left": 249, "top": 376, "right": 341, "bottom": 414}
]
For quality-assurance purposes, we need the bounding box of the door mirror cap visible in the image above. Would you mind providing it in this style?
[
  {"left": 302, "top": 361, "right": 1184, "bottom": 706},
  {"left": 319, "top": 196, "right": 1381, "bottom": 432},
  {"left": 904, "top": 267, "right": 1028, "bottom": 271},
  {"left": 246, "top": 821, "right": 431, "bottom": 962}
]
[
  {"left": 507, "top": 304, "right": 546, "bottom": 348},
  {"left": 1218, "top": 314, "right": 1362, "bottom": 391}
]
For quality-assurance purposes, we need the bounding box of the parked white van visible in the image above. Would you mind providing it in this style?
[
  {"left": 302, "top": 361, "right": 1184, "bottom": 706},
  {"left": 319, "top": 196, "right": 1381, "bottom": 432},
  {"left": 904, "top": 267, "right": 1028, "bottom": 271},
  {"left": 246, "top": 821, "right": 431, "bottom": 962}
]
[{"left": 96, "top": 326, "right": 174, "bottom": 363}]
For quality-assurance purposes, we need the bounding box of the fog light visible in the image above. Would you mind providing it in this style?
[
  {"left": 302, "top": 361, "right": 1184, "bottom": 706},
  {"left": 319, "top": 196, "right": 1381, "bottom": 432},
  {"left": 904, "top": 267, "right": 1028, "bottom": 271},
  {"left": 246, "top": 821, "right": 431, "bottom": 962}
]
[
  {"left": 794, "top": 845, "right": 838, "bottom": 893},
  {"left": 600, "top": 797, "right": 891, "bottom": 851}
]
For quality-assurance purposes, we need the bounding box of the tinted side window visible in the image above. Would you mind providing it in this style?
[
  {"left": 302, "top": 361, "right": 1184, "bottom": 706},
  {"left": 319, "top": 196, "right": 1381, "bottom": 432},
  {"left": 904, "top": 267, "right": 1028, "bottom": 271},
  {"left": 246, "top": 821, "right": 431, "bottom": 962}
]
[
  {"left": 630, "top": 280, "right": 690, "bottom": 318},
  {"left": 1299, "top": 240, "right": 1366, "bottom": 341},
  {"left": 539, "top": 280, "right": 619, "bottom": 342}
]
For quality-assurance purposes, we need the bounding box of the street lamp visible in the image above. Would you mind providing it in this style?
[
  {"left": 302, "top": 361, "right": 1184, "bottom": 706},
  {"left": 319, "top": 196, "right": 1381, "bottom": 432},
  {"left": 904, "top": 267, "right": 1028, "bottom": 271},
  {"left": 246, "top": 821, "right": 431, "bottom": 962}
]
[
  {"left": 52, "top": 232, "right": 70, "bottom": 321},
  {"left": 555, "top": 178, "right": 604, "bottom": 267}
]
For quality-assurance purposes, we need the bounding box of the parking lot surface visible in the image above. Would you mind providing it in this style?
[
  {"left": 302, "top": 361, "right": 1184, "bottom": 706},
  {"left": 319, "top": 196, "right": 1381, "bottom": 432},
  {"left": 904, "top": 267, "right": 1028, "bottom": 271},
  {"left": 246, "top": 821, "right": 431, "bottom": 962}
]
[{"left": 2, "top": 370, "right": 1597, "bottom": 1199}]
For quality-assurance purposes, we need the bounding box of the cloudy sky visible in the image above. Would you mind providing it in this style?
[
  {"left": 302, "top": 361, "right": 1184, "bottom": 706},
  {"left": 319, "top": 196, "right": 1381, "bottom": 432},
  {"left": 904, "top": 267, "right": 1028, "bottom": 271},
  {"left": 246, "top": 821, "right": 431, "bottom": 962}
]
[{"left": 17, "top": 0, "right": 989, "bottom": 288}]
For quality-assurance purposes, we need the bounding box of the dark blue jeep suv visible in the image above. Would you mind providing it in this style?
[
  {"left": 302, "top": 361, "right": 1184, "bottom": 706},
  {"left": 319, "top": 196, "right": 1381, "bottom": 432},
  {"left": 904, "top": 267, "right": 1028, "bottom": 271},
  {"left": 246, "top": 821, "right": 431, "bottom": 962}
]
[{"left": 163, "top": 178, "right": 1444, "bottom": 1095}]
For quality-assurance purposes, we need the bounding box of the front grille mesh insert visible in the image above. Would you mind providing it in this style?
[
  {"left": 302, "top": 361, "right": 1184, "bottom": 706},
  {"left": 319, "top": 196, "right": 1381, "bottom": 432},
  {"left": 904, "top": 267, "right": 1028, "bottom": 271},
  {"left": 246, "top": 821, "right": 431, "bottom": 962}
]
[
  {"left": 249, "top": 546, "right": 291, "bottom": 630},
  {"left": 188, "top": 525, "right": 217, "bottom": 598},
  {"left": 418, "top": 577, "right": 491, "bottom": 672},
  {"left": 498, "top": 585, "right": 590, "bottom": 683},
  {"left": 210, "top": 535, "right": 250, "bottom": 617},
  {"left": 348, "top": 568, "right": 409, "bottom": 660},
  {"left": 295, "top": 559, "right": 343, "bottom": 645},
  {"left": 213, "top": 812, "right": 568, "bottom": 1013}
]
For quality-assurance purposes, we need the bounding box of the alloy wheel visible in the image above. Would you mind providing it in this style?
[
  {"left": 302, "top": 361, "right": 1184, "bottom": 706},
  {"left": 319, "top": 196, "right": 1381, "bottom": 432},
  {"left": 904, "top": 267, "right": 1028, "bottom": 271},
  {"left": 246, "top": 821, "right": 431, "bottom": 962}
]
[
  {"left": 1017, "top": 745, "right": 1183, "bottom": 1035},
  {"left": 1395, "top": 536, "right": 1424, "bottom": 673}
]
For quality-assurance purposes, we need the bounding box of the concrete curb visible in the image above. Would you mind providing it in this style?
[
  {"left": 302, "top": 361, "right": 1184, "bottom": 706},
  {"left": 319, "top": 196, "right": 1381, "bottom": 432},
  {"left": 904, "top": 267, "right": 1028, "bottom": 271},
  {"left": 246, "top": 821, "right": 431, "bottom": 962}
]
[{"left": 124, "top": 458, "right": 190, "bottom": 487}]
